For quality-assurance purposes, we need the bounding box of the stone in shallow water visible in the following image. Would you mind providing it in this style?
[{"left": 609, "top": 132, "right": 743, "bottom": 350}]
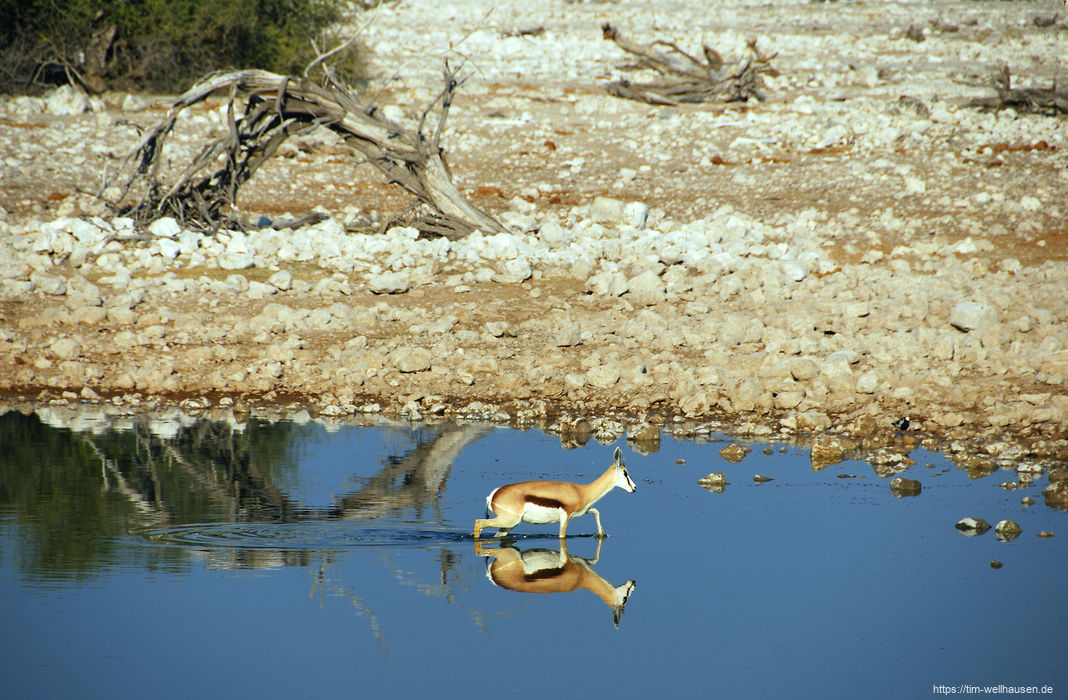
[
  {"left": 1044, "top": 477, "right": 1068, "bottom": 509},
  {"left": 626, "top": 422, "right": 660, "bottom": 452},
  {"left": 810, "top": 434, "right": 851, "bottom": 470},
  {"left": 889, "top": 476, "right": 922, "bottom": 497},
  {"left": 718, "top": 443, "right": 749, "bottom": 463},
  {"left": 954, "top": 517, "right": 991, "bottom": 536},
  {"left": 698, "top": 472, "right": 726, "bottom": 493},
  {"left": 994, "top": 519, "right": 1022, "bottom": 542}
]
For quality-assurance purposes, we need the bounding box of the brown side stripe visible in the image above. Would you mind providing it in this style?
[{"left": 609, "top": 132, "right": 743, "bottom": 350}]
[
  {"left": 526, "top": 495, "right": 566, "bottom": 510},
  {"left": 524, "top": 567, "right": 566, "bottom": 582}
]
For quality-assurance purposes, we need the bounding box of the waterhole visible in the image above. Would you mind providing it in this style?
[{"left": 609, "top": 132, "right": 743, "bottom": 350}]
[{"left": 1, "top": 408, "right": 1064, "bottom": 698}]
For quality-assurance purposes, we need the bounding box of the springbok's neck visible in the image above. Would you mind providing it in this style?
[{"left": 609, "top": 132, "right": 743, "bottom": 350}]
[
  {"left": 572, "top": 558, "right": 618, "bottom": 606},
  {"left": 580, "top": 464, "right": 619, "bottom": 505}
]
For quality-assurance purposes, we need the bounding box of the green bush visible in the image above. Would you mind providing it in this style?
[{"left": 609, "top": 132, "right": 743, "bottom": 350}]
[{"left": 0, "top": 0, "right": 358, "bottom": 94}]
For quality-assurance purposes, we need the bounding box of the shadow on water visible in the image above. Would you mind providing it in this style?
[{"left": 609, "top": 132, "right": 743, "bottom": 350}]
[{"left": 1, "top": 405, "right": 1066, "bottom": 698}]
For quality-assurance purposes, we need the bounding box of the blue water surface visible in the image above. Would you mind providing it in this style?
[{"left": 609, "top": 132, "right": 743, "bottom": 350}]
[{"left": 0, "top": 411, "right": 1064, "bottom": 699}]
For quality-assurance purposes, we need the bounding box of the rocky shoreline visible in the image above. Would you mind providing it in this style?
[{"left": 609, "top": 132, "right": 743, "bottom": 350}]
[
  {"left": 1, "top": 1, "right": 1066, "bottom": 482},
  {"left": 2, "top": 197, "right": 1066, "bottom": 470}
]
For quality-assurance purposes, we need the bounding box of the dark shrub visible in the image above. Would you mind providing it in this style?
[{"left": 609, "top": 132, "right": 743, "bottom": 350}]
[{"left": 0, "top": 0, "right": 358, "bottom": 94}]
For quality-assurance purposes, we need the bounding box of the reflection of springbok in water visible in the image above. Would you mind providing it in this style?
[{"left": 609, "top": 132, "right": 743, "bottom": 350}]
[
  {"left": 474, "top": 447, "right": 636, "bottom": 539},
  {"left": 475, "top": 538, "right": 636, "bottom": 628}
]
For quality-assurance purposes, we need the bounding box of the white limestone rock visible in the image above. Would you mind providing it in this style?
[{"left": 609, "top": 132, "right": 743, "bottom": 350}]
[{"left": 950, "top": 301, "right": 997, "bottom": 332}]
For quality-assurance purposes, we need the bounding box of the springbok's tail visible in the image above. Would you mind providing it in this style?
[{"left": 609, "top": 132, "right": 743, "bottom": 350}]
[{"left": 484, "top": 487, "right": 500, "bottom": 517}]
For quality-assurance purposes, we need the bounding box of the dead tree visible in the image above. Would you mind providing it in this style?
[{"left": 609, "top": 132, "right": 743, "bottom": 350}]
[
  {"left": 601, "top": 23, "right": 776, "bottom": 106},
  {"left": 967, "top": 65, "right": 1068, "bottom": 116},
  {"left": 106, "top": 64, "right": 505, "bottom": 239}
]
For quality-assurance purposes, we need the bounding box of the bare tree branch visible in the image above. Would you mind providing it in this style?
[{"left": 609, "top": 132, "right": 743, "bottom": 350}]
[
  {"left": 967, "top": 65, "right": 1068, "bottom": 116},
  {"left": 104, "top": 65, "right": 504, "bottom": 239},
  {"left": 601, "top": 23, "right": 776, "bottom": 106}
]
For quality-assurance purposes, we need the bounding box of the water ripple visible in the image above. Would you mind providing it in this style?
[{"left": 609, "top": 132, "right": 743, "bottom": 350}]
[{"left": 141, "top": 521, "right": 469, "bottom": 550}]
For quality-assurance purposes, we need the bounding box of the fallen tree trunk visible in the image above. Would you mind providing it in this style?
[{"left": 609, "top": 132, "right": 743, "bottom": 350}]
[
  {"left": 601, "top": 23, "right": 776, "bottom": 105},
  {"left": 967, "top": 65, "right": 1068, "bottom": 116},
  {"left": 107, "top": 64, "right": 505, "bottom": 239}
]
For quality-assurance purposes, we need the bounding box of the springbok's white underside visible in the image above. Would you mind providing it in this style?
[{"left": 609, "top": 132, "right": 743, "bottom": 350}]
[{"left": 520, "top": 502, "right": 565, "bottom": 524}]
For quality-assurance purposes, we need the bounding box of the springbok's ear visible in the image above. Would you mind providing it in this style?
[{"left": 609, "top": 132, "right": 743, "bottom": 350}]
[{"left": 613, "top": 446, "right": 622, "bottom": 464}]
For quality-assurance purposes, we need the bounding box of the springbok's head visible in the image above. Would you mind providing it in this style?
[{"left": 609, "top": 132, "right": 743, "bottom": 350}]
[
  {"left": 612, "top": 447, "right": 637, "bottom": 493},
  {"left": 612, "top": 580, "right": 637, "bottom": 629}
]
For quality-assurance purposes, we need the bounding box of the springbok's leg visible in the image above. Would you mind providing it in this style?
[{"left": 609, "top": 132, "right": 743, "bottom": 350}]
[
  {"left": 474, "top": 508, "right": 521, "bottom": 539},
  {"left": 590, "top": 535, "right": 604, "bottom": 564},
  {"left": 558, "top": 510, "right": 569, "bottom": 539},
  {"left": 588, "top": 507, "right": 606, "bottom": 537}
]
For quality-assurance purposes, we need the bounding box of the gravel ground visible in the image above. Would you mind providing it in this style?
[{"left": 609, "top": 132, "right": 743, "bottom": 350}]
[{"left": 1, "top": 0, "right": 1066, "bottom": 478}]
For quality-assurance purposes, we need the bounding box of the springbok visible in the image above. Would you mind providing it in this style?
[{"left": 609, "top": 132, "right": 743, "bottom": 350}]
[
  {"left": 473, "top": 447, "right": 636, "bottom": 539},
  {"left": 475, "top": 537, "right": 636, "bottom": 628}
]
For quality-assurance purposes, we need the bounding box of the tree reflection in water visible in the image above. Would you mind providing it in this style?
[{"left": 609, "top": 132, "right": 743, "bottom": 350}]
[{"left": 0, "top": 407, "right": 511, "bottom": 646}]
